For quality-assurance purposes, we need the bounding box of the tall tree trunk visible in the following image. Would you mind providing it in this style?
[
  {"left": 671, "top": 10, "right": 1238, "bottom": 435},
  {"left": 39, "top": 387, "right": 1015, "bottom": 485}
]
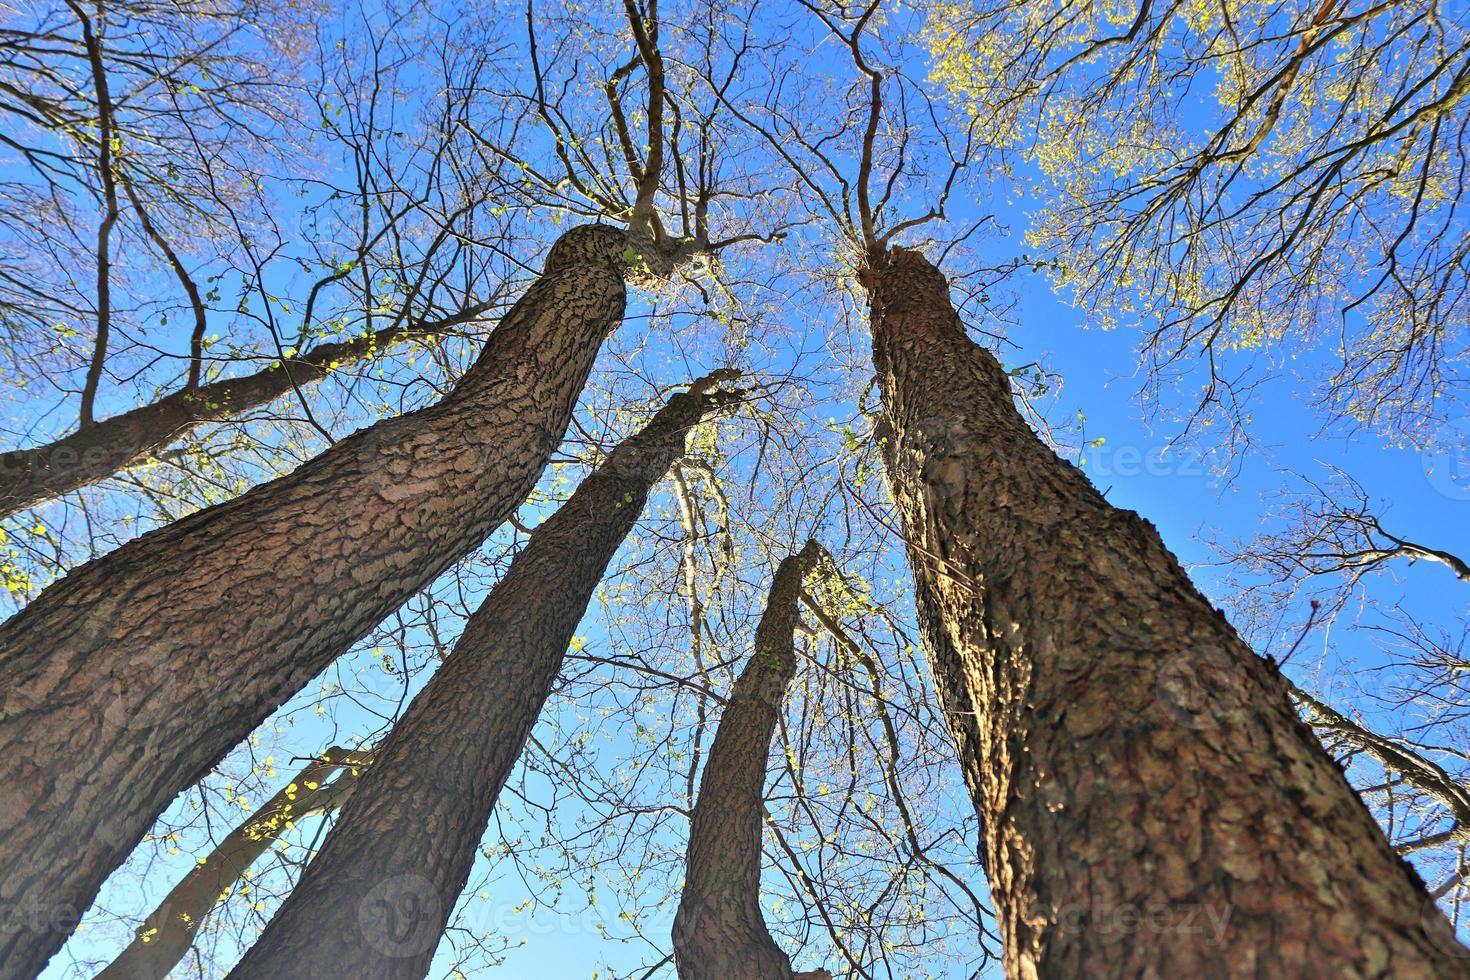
[
  {"left": 672, "top": 541, "right": 827, "bottom": 980},
  {"left": 0, "top": 222, "right": 630, "bottom": 980},
  {"left": 96, "top": 747, "right": 374, "bottom": 980},
  {"left": 0, "top": 303, "right": 492, "bottom": 520},
  {"left": 859, "top": 246, "right": 1468, "bottom": 977},
  {"left": 227, "top": 372, "right": 739, "bottom": 980}
]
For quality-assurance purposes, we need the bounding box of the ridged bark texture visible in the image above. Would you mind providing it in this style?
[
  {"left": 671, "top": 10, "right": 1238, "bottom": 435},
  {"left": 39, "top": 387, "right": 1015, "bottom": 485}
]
[
  {"left": 0, "top": 304, "right": 488, "bottom": 520},
  {"left": 861, "top": 246, "right": 1469, "bottom": 979},
  {"left": 96, "top": 748, "right": 373, "bottom": 980},
  {"left": 0, "top": 223, "right": 629, "bottom": 980},
  {"left": 227, "top": 374, "right": 738, "bottom": 980},
  {"left": 673, "top": 541, "right": 821, "bottom": 980}
]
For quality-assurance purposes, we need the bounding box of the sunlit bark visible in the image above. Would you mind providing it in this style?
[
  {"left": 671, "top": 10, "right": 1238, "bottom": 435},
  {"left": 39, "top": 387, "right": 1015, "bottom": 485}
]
[{"left": 861, "top": 245, "right": 1468, "bottom": 977}]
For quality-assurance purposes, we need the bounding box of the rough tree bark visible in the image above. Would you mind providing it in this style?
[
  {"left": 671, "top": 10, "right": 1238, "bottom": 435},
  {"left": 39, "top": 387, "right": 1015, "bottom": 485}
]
[
  {"left": 859, "top": 246, "right": 1469, "bottom": 978},
  {"left": 0, "top": 223, "right": 630, "bottom": 980},
  {"left": 227, "top": 372, "right": 740, "bottom": 980},
  {"left": 96, "top": 747, "right": 374, "bottom": 980},
  {"left": 0, "top": 303, "right": 492, "bottom": 520},
  {"left": 672, "top": 540, "right": 830, "bottom": 980}
]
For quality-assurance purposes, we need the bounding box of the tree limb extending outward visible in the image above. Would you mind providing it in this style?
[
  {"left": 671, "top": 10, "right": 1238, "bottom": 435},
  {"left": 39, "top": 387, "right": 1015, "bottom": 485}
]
[
  {"left": 0, "top": 303, "right": 492, "bottom": 520},
  {"left": 96, "top": 747, "right": 374, "bottom": 980}
]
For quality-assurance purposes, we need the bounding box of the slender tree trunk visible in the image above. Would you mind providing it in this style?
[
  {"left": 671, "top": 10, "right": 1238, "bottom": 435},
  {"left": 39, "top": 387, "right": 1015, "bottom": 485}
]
[
  {"left": 0, "top": 303, "right": 491, "bottom": 520},
  {"left": 859, "top": 246, "right": 1468, "bottom": 977},
  {"left": 96, "top": 747, "right": 373, "bottom": 980},
  {"left": 0, "top": 223, "right": 630, "bottom": 980},
  {"left": 227, "top": 372, "right": 739, "bottom": 980},
  {"left": 672, "top": 541, "right": 826, "bottom": 980}
]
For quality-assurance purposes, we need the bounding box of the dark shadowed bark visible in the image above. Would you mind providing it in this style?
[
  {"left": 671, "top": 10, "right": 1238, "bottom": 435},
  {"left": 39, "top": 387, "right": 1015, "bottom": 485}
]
[
  {"left": 0, "top": 223, "right": 630, "bottom": 979},
  {"left": 859, "top": 246, "right": 1469, "bottom": 978},
  {"left": 227, "top": 373, "right": 740, "bottom": 980},
  {"left": 0, "top": 303, "right": 492, "bottom": 520},
  {"left": 96, "top": 747, "right": 374, "bottom": 980},
  {"left": 672, "top": 540, "right": 827, "bottom": 980}
]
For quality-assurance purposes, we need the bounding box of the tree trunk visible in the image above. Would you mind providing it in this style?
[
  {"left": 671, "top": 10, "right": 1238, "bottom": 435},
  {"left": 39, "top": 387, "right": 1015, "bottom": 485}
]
[
  {"left": 859, "top": 246, "right": 1468, "bottom": 978},
  {"left": 0, "top": 223, "right": 629, "bottom": 980},
  {"left": 226, "top": 372, "right": 739, "bottom": 980},
  {"left": 0, "top": 303, "right": 492, "bottom": 520},
  {"left": 672, "top": 541, "right": 823, "bottom": 980},
  {"left": 96, "top": 747, "right": 373, "bottom": 980}
]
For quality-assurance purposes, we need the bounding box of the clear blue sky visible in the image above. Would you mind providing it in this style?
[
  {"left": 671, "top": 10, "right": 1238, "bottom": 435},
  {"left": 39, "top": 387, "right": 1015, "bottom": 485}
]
[{"left": 16, "top": 1, "right": 1470, "bottom": 977}]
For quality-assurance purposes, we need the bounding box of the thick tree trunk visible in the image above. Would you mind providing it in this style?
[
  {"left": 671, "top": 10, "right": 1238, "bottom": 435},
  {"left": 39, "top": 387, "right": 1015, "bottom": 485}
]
[
  {"left": 672, "top": 541, "right": 824, "bottom": 980},
  {"left": 0, "top": 223, "right": 629, "bottom": 980},
  {"left": 859, "top": 246, "right": 1468, "bottom": 978},
  {"left": 227, "top": 373, "right": 738, "bottom": 980},
  {"left": 96, "top": 747, "right": 373, "bottom": 980},
  {"left": 0, "top": 303, "right": 490, "bottom": 520}
]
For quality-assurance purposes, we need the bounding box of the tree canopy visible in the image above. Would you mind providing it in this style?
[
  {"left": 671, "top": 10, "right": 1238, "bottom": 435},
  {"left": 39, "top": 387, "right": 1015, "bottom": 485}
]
[{"left": 1, "top": 0, "right": 1466, "bottom": 977}]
